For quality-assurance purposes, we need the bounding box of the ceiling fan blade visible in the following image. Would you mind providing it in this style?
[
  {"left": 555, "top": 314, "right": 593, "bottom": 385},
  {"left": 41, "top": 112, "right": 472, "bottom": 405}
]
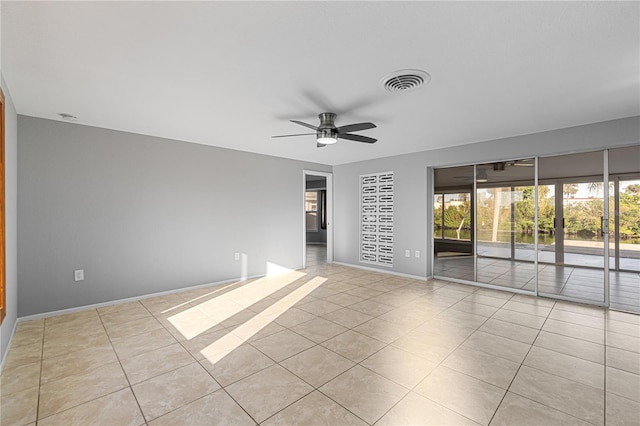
[
  {"left": 338, "top": 133, "right": 377, "bottom": 144},
  {"left": 336, "top": 122, "right": 376, "bottom": 133},
  {"left": 290, "top": 120, "right": 318, "bottom": 131},
  {"left": 316, "top": 143, "right": 327, "bottom": 148},
  {"left": 271, "top": 133, "right": 316, "bottom": 138}
]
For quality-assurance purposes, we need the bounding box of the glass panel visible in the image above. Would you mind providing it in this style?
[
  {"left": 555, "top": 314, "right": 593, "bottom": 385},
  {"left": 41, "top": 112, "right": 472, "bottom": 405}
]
[
  {"left": 619, "top": 179, "right": 640, "bottom": 272},
  {"left": 434, "top": 194, "right": 443, "bottom": 239},
  {"left": 536, "top": 184, "right": 556, "bottom": 266},
  {"left": 477, "top": 186, "right": 512, "bottom": 259},
  {"left": 514, "top": 185, "right": 537, "bottom": 263},
  {"left": 475, "top": 159, "right": 536, "bottom": 291},
  {"left": 563, "top": 181, "right": 605, "bottom": 268},
  {"left": 433, "top": 165, "right": 474, "bottom": 281},
  {"left": 538, "top": 151, "right": 604, "bottom": 304},
  {"left": 609, "top": 145, "right": 640, "bottom": 313},
  {"left": 434, "top": 192, "right": 471, "bottom": 241},
  {"left": 443, "top": 193, "right": 471, "bottom": 241}
]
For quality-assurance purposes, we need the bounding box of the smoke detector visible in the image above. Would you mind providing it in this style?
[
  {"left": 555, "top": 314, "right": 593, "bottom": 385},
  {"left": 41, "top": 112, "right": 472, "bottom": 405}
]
[{"left": 380, "top": 69, "right": 431, "bottom": 93}]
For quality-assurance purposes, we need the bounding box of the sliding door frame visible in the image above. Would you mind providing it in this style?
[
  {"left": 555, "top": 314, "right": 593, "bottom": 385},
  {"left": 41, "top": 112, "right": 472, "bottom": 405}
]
[{"left": 430, "top": 150, "right": 631, "bottom": 309}]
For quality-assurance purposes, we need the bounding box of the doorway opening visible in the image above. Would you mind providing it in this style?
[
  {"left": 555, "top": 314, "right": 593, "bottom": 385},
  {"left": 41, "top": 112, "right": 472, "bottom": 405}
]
[{"left": 303, "top": 171, "right": 333, "bottom": 268}]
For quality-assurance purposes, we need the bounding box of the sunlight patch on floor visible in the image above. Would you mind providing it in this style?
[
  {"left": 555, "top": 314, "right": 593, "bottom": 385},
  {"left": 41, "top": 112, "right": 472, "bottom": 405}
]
[
  {"left": 200, "top": 276, "right": 328, "bottom": 364},
  {"left": 167, "top": 270, "right": 306, "bottom": 340},
  {"left": 160, "top": 281, "right": 241, "bottom": 315}
]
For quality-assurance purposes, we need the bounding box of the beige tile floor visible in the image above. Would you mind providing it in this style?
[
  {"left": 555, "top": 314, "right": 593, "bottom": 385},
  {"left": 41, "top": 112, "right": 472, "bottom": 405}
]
[
  {"left": 434, "top": 255, "right": 640, "bottom": 313},
  {"left": 1, "top": 246, "right": 639, "bottom": 425}
]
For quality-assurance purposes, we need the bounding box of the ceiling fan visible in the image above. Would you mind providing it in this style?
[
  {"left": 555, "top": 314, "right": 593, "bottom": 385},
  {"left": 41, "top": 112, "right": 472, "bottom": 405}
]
[
  {"left": 272, "top": 113, "right": 377, "bottom": 148},
  {"left": 450, "top": 159, "right": 535, "bottom": 182},
  {"left": 493, "top": 159, "right": 534, "bottom": 171}
]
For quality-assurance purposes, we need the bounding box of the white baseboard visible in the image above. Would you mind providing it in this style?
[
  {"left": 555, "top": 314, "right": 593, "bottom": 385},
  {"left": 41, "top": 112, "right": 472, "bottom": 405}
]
[
  {"left": 17, "top": 274, "right": 265, "bottom": 323},
  {"left": 332, "top": 261, "right": 427, "bottom": 281},
  {"left": 0, "top": 319, "right": 19, "bottom": 373},
  {"left": 5, "top": 263, "right": 423, "bottom": 372}
]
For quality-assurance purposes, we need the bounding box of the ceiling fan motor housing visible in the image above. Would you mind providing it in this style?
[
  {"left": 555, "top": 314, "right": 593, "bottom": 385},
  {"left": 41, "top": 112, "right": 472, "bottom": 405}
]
[
  {"left": 317, "top": 128, "right": 338, "bottom": 140},
  {"left": 317, "top": 113, "right": 338, "bottom": 141},
  {"left": 318, "top": 113, "right": 337, "bottom": 130}
]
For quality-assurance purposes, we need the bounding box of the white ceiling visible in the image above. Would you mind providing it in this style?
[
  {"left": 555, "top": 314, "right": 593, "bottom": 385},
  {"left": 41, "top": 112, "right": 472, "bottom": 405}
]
[{"left": 2, "top": 2, "right": 638, "bottom": 166}]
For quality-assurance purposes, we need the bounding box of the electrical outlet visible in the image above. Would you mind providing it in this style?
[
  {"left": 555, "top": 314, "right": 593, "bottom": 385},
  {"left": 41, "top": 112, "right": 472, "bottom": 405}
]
[
  {"left": 234, "top": 252, "right": 240, "bottom": 261},
  {"left": 404, "top": 250, "right": 410, "bottom": 258},
  {"left": 74, "top": 269, "right": 84, "bottom": 282},
  {"left": 415, "top": 250, "right": 420, "bottom": 258}
]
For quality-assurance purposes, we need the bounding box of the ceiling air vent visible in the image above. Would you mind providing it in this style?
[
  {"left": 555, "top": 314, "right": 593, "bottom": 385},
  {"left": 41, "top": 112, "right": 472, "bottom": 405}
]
[{"left": 380, "top": 69, "right": 431, "bottom": 93}]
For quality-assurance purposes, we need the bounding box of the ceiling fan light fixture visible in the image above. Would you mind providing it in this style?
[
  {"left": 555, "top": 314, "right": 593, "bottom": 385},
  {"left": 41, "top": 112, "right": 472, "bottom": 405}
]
[
  {"left": 493, "top": 162, "right": 506, "bottom": 172},
  {"left": 317, "top": 137, "right": 337, "bottom": 145},
  {"left": 317, "top": 128, "right": 338, "bottom": 144}
]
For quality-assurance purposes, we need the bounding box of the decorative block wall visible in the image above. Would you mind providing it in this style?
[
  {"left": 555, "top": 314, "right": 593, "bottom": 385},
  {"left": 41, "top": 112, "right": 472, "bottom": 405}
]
[{"left": 360, "top": 172, "right": 394, "bottom": 266}]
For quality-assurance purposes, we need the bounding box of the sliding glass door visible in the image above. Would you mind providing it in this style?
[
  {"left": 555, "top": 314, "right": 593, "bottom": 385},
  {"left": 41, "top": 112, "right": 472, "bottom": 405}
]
[
  {"left": 432, "top": 145, "right": 640, "bottom": 313},
  {"left": 608, "top": 146, "right": 640, "bottom": 312},
  {"left": 433, "top": 160, "right": 536, "bottom": 295},
  {"left": 474, "top": 160, "right": 536, "bottom": 292},
  {"left": 433, "top": 166, "right": 474, "bottom": 281},
  {"left": 536, "top": 151, "right": 606, "bottom": 304}
]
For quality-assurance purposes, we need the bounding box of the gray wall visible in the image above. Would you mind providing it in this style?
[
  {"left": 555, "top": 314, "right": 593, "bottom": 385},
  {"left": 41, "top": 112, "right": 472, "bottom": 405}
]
[
  {"left": 1, "top": 75, "right": 18, "bottom": 365},
  {"left": 333, "top": 116, "right": 640, "bottom": 277},
  {"left": 18, "top": 117, "right": 330, "bottom": 316},
  {"left": 12, "top": 113, "right": 640, "bottom": 319}
]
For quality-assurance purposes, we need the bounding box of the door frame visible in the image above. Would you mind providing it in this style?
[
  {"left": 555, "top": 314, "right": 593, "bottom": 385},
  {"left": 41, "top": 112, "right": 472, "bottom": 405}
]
[{"left": 302, "top": 170, "right": 333, "bottom": 267}]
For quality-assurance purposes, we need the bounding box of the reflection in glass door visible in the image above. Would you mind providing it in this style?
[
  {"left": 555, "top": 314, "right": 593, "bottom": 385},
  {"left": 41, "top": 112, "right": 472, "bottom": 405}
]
[
  {"left": 432, "top": 146, "right": 639, "bottom": 313},
  {"left": 609, "top": 145, "right": 640, "bottom": 313},
  {"left": 514, "top": 185, "right": 538, "bottom": 264},
  {"left": 536, "top": 148, "right": 640, "bottom": 311},
  {"left": 616, "top": 178, "right": 640, "bottom": 272},
  {"left": 474, "top": 160, "right": 536, "bottom": 292},
  {"left": 538, "top": 151, "right": 606, "bottom": 305},
  {"left": 536, "top": 184, "right": 556, "bottom": 266},
  {"left": 433, "top": 166, "right": 475, "bottom": 282},
  {"left": 476, "top": 186, "right": 512, "bottom": 260},
  {"left": 562, "top": 180, "right": 606, "bottom": 302},
  {"left": 562, "top": 181, "right": 606, "bottom": 269}
]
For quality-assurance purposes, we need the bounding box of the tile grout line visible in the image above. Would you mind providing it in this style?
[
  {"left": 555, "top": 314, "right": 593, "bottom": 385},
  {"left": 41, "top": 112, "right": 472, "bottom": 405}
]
[
  {"left": 354, "top": 286, "right": 494, "bottom": 424},
  {"left": 135, "top": 297, "right": 253, "bottom": 423},
  {"left": 36, "top": 309, "right": 134, "bottom": 424},
  {"left": 241, "top": 292, "right": 372, "bottom": 424},
  {"left": 354, "top": 284, "right": 513, "bottom": 425},
  {"left": 494, "top": 299, "right": 617, "bottom": 426},
  {"left": 393, "top": 289, "right": 514, "bottom": 424},
  {"left": 247, "top": 275, "right": 423, "bottom": 425},
  {"left": 211, "top": 275, "right": 377, "bottom": 424},
  {"left": 486, "top": 299, "right": 557, "bottom": 425},
  {"left": 143, "top": 307, "right": 237, "bottom": 424},
  {"left": 11, "top": 258, "right": 637, "bottom": 426},
  {"left": 135, "top": 296, "right": 255, "bottom": 423},
  {"left": 96, "top": 305, "right": 149, "bottom": 426},
  {"left": 34, "top": 319, "right": 46, "bottom": 425}
]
